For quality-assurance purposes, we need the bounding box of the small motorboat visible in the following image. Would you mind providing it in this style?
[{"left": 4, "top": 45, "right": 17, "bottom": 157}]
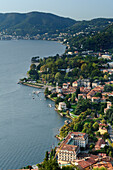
[{"left": 48, "top": 104, "right": 52, "bottom": 107}]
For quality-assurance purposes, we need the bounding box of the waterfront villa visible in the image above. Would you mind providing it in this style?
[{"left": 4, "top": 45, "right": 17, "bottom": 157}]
[
  {"left": 57, "top": 145, "right": 80, "bottom": 163},
  {"left": 67, "top": 132, "right": 88, "bottom": 148},
  {"left": 58, "top": 102, "right": 67, "bottom": 111},
  {"left": 57, "top": 132, "right": 88, "bottom": 163}
]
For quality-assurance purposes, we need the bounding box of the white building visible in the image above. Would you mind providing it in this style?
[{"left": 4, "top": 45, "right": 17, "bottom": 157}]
[
  {"left": 62, "top": 83, "right": 69, "bottom": 89},
  {"left": 92, "top": 80, "right": 100, "bottom": 88},
  {"left": 67, "top": 132, "right": 88, "bottom": 148},
  {"left": 58, "top": 102, "right": 67, "bottom": 111},
  {"left": 68, "top": 52, "right": 73, "bottom": 55},
  {"left": 72, "top": 81, "right": 77, "bottom": 87},
  {"left": 102, "top": 54, "right": 112, "bottom": 60},
  {"left": 57, "top": 145, "right": 80, "bottom": 162},
  {"left": 57, "top": 132, "right": 88, "bottom": 163}
]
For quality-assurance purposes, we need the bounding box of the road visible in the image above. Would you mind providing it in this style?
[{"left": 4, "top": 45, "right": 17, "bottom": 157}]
[{"left": 108, "top": 124, "right": 113, "bottom": 142}]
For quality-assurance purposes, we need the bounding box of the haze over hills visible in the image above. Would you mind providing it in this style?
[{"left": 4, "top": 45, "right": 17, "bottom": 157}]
[
  {"left": 0, "top": 12, "right": 76, "bottom": 35},
  {"left": 0, "top": 11, "right": 113, "bottom": 51},
  {"left": 0, "top": 11, "right": 113, "bottom": 36}
]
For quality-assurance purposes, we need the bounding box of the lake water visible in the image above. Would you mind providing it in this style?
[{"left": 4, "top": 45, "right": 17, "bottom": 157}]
[{"left": 0, "top": 40, "right": 67, "bottom": 169}]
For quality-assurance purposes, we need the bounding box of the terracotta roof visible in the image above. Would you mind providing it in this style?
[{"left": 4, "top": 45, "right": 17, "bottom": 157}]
[
  {"left": 86, "top": 157, "right": 97, "bottom": 164},
  {"left": 95, "top": 138, "right": 105, "bottom": 148},
  {"left": 99, "top": 123, "right": 107, "bottom": 127},
  {"left": 93, "top": 162, "right": 113, "bottom": 169},
  {"left": 78, "top": 160, "right": 91, "bottom": 168},
  {"left": 78, "top": 93, "right": 86, "bottom": 96},
  {"left": 73, "top": 81, "right": 77, "bottom": 84},
  {"left": 78, "top": 158, "right": 96, "bottom": 169},
  {"left": 92, "top": 97, "right": 100, "bottom": 99},
  {"left": 61, "top": 144, "right": 79, "bottom": 151}
]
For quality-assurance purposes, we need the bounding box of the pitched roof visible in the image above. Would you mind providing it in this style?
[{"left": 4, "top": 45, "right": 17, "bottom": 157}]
[
  {"left": 61, "top": 144, "right": 79, "bottom": 152},
  {"left": 95, "top": 138, "right": 105, "bottom": 148},
  {"left": 78, "top": 157, "right": 96, "bottom": 169},
  {"left": 92, "top": 97, "right": 100, "bottom": 99}
]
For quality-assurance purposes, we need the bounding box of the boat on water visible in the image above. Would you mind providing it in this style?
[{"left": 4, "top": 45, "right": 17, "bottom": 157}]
[
  {"left": 32, "top": 90, "right": 40, "bottom": 95},
  {"left": 32, "top": 90, "right": 35, "bottom": 94},
  {"left": 48, "top": 104, "right": 52, "bottom": 107},
  {"left": 35, "top": 91, "right": 40, "bottom": 95}
]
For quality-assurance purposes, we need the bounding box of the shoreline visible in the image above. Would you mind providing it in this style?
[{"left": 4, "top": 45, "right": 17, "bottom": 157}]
[
  {"left": 19, "top": 81, "right": 71, "bottom": 122},
  {"left": 20, "top": 82, "right": 44, "bottom": 89},
  {"left": 19, "top": 82, "right": 72, "bottom": 118},
  {"left": 18, "top": 41, "right": 68, "bottom": 168}
]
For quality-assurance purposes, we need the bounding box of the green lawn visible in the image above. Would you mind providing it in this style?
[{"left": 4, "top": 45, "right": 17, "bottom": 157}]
[
  {"left": 70, "top": 112, "right": 78, "bottom": 118},
  {"left": 53, "top": 97, "right": 57, "bottom": 100},
  {"left": 72, "top": 115, "right": 77, "bottom": 118},
  {"left": 62, "top": 112, "right": 67, "bottom": 115},
  {"left": 71, "top": 105, "right": 77, "bottom": 109}
]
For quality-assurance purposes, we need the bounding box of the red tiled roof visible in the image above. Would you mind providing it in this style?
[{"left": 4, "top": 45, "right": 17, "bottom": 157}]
[
  {"left": 92, "top": 97, "right": 100, "bottom": 99},
  {"left": 93, "top": 162, "right": 113, "bottom": 169},
  {"left": 78, "top": 157, "right": 97, "bottom": 168},
  {"left": 61, "top": 144, "right": 79, "bottom": 151},
  {"left": 73, "top": 81, "right": 77, "bottom": 84},
  {"left": 95, "top": 138, "right": 105, "bottom": 148},
  {"left": 78, "top": 160, "right": 91, "bottom": 168}
]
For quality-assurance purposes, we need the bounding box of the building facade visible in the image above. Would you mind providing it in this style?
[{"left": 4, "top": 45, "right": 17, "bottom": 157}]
[
  {"left": 58, "top": 145, "right": 80, "bottom": 162},
  {"left": 57, "top": 132, "right": 88, "bottom": 163}
]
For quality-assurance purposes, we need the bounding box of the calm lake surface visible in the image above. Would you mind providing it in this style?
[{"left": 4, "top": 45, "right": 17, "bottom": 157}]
[{"left": 0, "top": 40, "right": 67, "bottom": 169}]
